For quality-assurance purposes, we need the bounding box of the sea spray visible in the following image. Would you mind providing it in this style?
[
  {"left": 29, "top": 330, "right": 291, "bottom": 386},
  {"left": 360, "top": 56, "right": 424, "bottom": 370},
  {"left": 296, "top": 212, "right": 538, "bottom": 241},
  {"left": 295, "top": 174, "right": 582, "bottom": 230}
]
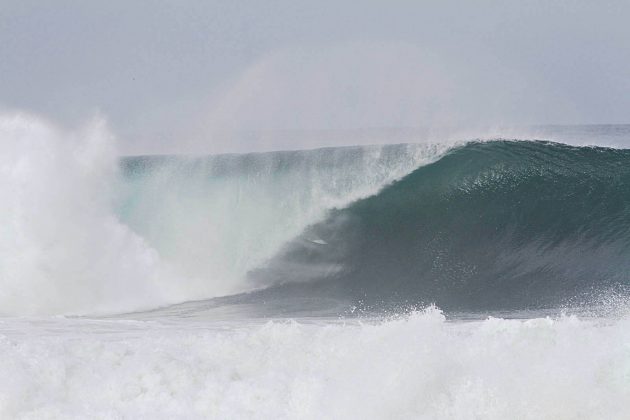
[{"left": 0, "top": 114, "right": 177, "bottom": 315}]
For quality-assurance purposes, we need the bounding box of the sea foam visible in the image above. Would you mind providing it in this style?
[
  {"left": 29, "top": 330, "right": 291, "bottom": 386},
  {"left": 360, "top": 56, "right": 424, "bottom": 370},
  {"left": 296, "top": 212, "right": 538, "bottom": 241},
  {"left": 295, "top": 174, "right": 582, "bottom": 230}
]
[{"left": 1, "top": 308, "right": 629, "bottom": 419}]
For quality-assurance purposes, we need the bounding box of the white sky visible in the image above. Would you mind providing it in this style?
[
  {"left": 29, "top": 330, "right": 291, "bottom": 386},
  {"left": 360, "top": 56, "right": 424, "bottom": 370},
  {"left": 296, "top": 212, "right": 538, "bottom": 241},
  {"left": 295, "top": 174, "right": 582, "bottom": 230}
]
[{"left": 1, "top": 0, "right": 629, "bottom": 153}]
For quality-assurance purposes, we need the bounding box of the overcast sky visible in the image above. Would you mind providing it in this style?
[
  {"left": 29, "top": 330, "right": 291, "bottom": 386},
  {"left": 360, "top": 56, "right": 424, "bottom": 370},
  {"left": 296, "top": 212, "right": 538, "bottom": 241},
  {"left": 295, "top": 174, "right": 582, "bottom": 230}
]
[{"left": 1, "top": 0, "right": 629, "bottom": 153}]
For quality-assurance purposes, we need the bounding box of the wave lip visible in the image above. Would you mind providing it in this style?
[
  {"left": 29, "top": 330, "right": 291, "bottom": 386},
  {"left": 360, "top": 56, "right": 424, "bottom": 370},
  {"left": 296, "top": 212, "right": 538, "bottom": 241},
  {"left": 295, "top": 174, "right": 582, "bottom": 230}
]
[
  {"left": 250, "top": 140, "right": 630, "bottom": 311},
  {"left": 117, "top": 143, "right": 450, "bottom": 303}
]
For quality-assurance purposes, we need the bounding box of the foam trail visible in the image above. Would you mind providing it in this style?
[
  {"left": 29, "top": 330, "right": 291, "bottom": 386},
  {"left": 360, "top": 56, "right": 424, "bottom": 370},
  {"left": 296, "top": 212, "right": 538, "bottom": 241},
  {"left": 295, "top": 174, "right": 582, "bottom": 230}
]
[
  {"left": 0, "top": 114, "right": 181, "bottom": 315},
  {"left": 1, "top": 308, "right": 629, "bottom": 419}
]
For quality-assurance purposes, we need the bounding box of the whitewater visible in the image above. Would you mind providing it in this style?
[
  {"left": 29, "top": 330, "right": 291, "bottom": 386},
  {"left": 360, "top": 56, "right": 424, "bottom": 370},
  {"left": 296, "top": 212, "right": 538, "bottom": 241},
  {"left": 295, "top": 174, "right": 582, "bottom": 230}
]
[{"left": 2, "top": 114, "right": 630, "bottom": 419}]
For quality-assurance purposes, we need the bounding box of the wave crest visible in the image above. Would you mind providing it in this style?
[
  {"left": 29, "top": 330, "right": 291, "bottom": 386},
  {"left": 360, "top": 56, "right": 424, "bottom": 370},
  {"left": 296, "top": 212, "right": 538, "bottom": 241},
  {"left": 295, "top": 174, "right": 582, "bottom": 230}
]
[{"left": 250, "top": 140, "right": 630, "bottom": 310}]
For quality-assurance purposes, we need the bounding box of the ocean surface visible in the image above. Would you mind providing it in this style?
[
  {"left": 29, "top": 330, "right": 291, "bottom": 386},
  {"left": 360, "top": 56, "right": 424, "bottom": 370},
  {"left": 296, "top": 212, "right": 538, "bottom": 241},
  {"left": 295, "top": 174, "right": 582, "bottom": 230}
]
[{"left": 2, "top": 117, "right": 630, "bottom": 418}]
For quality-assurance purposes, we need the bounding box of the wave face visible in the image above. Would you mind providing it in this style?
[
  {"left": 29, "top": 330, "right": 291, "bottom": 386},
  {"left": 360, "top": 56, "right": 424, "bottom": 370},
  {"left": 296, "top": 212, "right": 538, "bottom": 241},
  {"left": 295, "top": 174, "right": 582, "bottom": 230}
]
[{"left": 249, "top": 140, "right": 630, "bottom": 311}]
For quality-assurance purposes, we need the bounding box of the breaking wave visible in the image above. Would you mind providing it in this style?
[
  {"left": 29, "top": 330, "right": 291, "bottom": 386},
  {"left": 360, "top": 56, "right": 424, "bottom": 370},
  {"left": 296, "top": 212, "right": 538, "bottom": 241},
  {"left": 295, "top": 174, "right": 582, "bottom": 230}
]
[
  {"left": 0, "top": 114, "right": 447, "bottom": 315},
  {"left": 2, "top": 113, "right": 630, "bottom": 315}
]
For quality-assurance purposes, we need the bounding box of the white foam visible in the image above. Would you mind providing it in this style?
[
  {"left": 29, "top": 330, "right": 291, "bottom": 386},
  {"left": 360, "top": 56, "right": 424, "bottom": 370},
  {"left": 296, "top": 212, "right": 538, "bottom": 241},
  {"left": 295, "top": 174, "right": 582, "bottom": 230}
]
[
  {"left": 0, "top": 114, "right": 183, "bottom": 315},
  {"left": 1, "top": 308, "right": 628, "bottom": 419}
]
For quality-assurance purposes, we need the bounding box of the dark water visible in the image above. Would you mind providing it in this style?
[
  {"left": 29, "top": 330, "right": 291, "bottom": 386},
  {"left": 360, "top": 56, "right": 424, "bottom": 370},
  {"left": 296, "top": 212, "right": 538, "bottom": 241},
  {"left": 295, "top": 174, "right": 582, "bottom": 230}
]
[{"left": 242, "top": 140, "right": 630, "bottom": 314}]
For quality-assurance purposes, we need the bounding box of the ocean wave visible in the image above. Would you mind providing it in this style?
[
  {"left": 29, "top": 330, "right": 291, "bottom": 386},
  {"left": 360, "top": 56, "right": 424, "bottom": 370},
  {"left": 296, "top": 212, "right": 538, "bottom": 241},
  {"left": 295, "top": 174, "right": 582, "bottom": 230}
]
[
  {"left": 250, "top": 140, "right": 630, "bottom": 311},
  {"left": 3, "top": 113, "right": 630, "bottom": 315}
]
